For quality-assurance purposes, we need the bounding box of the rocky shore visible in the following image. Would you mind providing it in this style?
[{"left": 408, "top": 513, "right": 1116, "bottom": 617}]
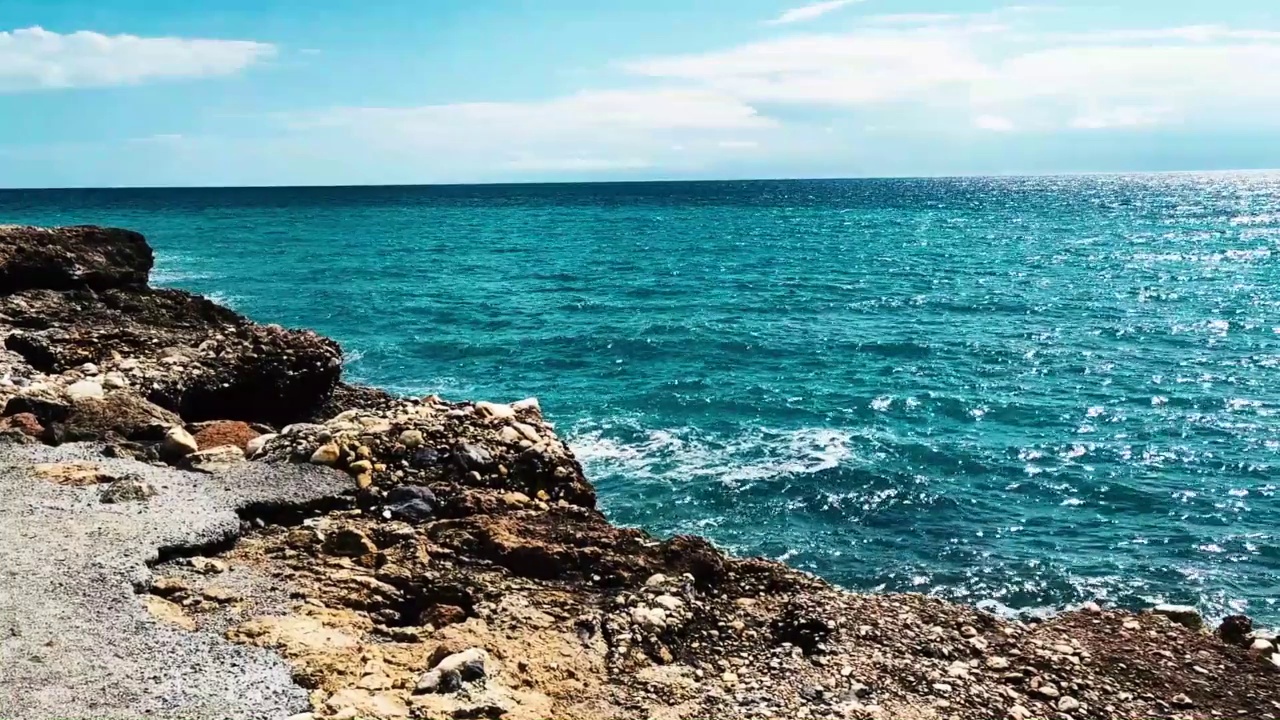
[{"left": 0, "top": 225, "right": 1276, "bottom": 720}]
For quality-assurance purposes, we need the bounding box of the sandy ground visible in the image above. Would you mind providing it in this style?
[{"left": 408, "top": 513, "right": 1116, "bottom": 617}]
[{"left": 0, "top": 442, "right": 349, "bottom": 720}]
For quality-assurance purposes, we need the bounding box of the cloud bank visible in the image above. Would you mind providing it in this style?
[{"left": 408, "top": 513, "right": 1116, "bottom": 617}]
[{"left": 0, "top": 26, "right": 274, "bottom": 91}]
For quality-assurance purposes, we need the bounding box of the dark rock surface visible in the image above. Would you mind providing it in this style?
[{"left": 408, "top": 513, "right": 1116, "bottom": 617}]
[{"left": 0, "top": 225, "right": 152, "bottom": 294}]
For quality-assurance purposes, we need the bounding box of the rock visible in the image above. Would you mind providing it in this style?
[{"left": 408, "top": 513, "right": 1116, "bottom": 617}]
[
  {"left": 324, "top": 688, "right": 409, "bottom": 718},
  {"left": 1171, "top": 693, "right": 1194, "bottom": 708},
  {"left": 144, "top": 596, "right": 195, "bottom": 631},
  {"left": 415, "top": 648, "right": 488, "bottom": 694},
  {"left": 102, "top": 371, "right": 128, "bottom": 389},
  {"left": 245, "top": 432, "right": 277, "bottom": 458},
  {"left": 189, "top": 557, "right": 228, "bottom": 574},
  {"left": 502, "top": 491, "right": 531, "bottom": 507},
  {"left": 1216, "top": 614, "right": 1253, "bottom": 647},
  {"left": 398, "top": 429, "right": 424, "bottom": 448},
  {"left": 60, "top": 393, "right": 180, "bottom": 443},
  {"left": 35, "top": 462, "right": 119, "bottom": 486},
  {"left": 1009, "top": 705, "right": 1032, "bottom": 720},
  {"left": 1036, "top": 684, "right": 1060, "bottom": 699},
  {"left": 512, "top": 422, "right": 542, "bottom": 443},
  {"left": 1152, "top": 604, "right": 1204, "bottom": 630},
  {"left": 455, "top": 442, "right": 492, "bottom": 470},
  {"left": 183, "top": 445, "right": 246, "bottom": 473},
  {"left": 512, "top": 397, "right": 541, "bottom": 415},
  {"left": 323, "top": 528, "right": 377, "bottom": 557},
  {"left": 475, "top": 401, "right": 516, "bottom": 420},
  {"left": 99, "top": 475, "right": 157, "bottom": 503},
  {"left": 192, "top": 421, "right": 261, "bottom": 452},
  {"left": 1247, "top": 637, "right": 1274, "bottom": 655},
  {"left": 386, "top": 485, "right": 437, "bottom": 516},
  {"left": 310, "top": 443, "right": 341, "bottom": 466},
  {"left": 0, "top": 225, "right": 153, "bottom": 294},
  {"left": 645, "top": 574, "right": 669, "bottom": 587},
  {"left": 631, "top": 606, "right": 667, "bottom": 629},
  {"left": 162, "top": 425, "right": 199, "bottom": 459},
  {"left": 65, "top": 380, "right": 104, "bottom": 401},
  {"left": 1058, "top": 696, "right": 1081, "bottom": 712},
  {"left": 0, "top": 412, "right": 43, "bottom": 438},
  {"left": 421, "top": 605, "right": 468, "bottom": 628}
]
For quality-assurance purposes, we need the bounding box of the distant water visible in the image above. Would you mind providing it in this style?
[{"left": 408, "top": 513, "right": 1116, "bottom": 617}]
[{"left": 4, "top": 175, "right": 1279, "bottom": 623}]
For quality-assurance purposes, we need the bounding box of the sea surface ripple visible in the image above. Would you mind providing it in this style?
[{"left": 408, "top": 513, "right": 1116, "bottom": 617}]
[{"left": 4, "top": 174, "right": 1279, "bottom": 623}]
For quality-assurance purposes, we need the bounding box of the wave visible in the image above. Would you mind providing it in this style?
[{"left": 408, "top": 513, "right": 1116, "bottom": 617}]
[{"left": 568, "top": 419, "right": 856, "bottom": 487}]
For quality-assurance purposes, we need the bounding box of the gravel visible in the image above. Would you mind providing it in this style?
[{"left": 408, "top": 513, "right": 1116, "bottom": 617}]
[{"left": 0, "top": 442, "right": 351, "bottom": 720}]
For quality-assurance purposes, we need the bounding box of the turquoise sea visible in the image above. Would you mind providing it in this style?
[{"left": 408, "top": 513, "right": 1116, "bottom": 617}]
[{"left": 4, "top": 174, "right": 1279, "bottom": 623}]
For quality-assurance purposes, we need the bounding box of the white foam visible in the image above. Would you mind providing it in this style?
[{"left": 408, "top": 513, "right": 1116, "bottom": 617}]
[{"left": 569, "top": 421, "right": 856, "bottom": 487}]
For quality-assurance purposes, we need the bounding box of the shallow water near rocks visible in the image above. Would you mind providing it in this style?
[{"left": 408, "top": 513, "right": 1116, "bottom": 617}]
[{"left": 4, "top": 174, "right": 1279, "bottom": 623}]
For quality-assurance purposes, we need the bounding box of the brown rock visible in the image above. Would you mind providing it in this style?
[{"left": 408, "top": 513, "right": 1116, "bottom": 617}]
[
  {"left": 192, "top": 421, "right": 261, "bottom": 452},
  {"left": 0, "top": 412, "right": 43, "bottom": 438},
  {"left": 323, "top": 528, "right": 377, "bottom": 557},
  {"left": 0, "top": 225, "right": 152, "bottom": 294},
  {"left": 421, "top": 605, "right": 468, "bottom": 628}
]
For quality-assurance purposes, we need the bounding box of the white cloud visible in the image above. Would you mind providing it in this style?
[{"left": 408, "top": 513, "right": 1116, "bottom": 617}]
[
  {"left": 718, "top": 139, "right": 760, "bottom": 149},
  {"left": 625, "top": 31, "right": 991, "bottom": 106},
  {"left": 286, "top": 88, "right": 776, "bottom": 176},
  {"left": 0, "top": 26, "right": 274, "bottom": 91},
  {"left": 974, "top": 115, "right": 1016, "bottom": 132},
  {"left": 1069, "top": 106, "right": 1174, "bottom": 130},
  {"left": 767, "top": 0, "right": 866, "bottom": 26}
]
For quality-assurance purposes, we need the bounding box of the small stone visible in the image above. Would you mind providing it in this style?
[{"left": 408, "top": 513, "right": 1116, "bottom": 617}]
[
  {"left": 1083, "top": 601, "right": 1102, "bottom": 613},
  {"left": 1053, "top": 643, "right": 1076, "bottom": 655},
  {"left": 65, "top": 380, "right": 105, "bottom": 400},
  {"left": 79, "top": 363, "right": 99, "bottom": 376},
  {"left": 1248, "top": 638, "right": 1275, "bottom": 655},
  {"left": 162, "top": 426, "right": 199, "bottom": 459},
  {"left": 631, "top": 606, "right": 667, "bottom": 629},
  {"left": 399, "top": 429, "right": 424, "bottom": 448},
  {"left": 1009, "top": 705, "right": 1032, "bottom": 720},
  {"left": 1216, "top": 614, "right": 1253, "bottom": 647},
  {"left": 349, "top": 459, "right": 373, "bottom": 475},
  {"left": 985, "top": 656, "right": 1010, "bottom": 670},
  {"left": 502, "top": 491, "right": 531, "bottom": 507},
  {"left": 946, "top": 661, "right": 970, "bottom": 678},
  {"left": 645, "top": 573, "right": 668, "bottom": 587},
  {"left": 99, "top": 475, "right": 157, "bottom": 503},
  {"left": 1123, "top": 620, "right": 1141, "bottom": 630},
  {"left": 245, "top": 433, "right": 277, "bottom": 458},
  {"left": 653, "top": 595, "right": 684, "bottom": 611},
  {"left": 102, "top": 372, "right": 128, "bottom": 389},
  {"left": 1171, "top": 694, "right": 1193, "bottom": 708},
  {"left": 310, "top": 443, "right": 341, "bottom": 466},
  {"left": 960, "top": 625, "right": 978, "bottom": 638},
  {"left": 512, "top": 422, "right": 542, "bottom": 443},
  {"left": 189, "top": 557, "right": 227, "bottom": 574},
  {"left": 184, "top": 445, "right": 246, "bottom": 472},
  {"left": 415, "top": 648, "right": 487, "bottom": 694},
  {"left": 455, "top": 442, "right": 492, "bottom": 470},
  {"left": 1058, "top": 696, "right": 1081, "bottom": 712},
  {"left": 323, "top": 528, "right": 377, "bottom": 557},
  {"left": 202, "top": 586, "right": 242, "bottom": 603},
  {"left": 1036, "top": 683, "right": 1060, "bottom": 699},
  {"left": 1152, "top": 604, "right": 1204, "bottom": 630},
  {"left": 475, "top": 401, "right": 516, "bottom": 420},
  {"left": 721, "top": 671, "right": 739, "bottom": 686}
]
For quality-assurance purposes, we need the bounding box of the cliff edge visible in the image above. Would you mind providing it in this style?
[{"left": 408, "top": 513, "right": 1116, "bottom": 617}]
[{"left": 0, "top": 225, "right": 1275, "bottom": 720}]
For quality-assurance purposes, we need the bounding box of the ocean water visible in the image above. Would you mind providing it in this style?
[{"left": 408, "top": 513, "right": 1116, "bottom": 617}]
[{"left": 4, "top": 174, "right": 1279, "bottom": 624}]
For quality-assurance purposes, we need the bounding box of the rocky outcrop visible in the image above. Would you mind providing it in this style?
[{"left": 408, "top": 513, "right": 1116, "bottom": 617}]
[
  {"left": 3, "top": 225, "right": 1277, "bottom": 720},
  {"left": 0, "top": 225, "right": 152, "bottom": 294}
]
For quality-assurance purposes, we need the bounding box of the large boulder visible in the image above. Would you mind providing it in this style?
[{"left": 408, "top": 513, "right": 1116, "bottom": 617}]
[{"left": 0, "top": 225, "right": 152, "bottom": 294}]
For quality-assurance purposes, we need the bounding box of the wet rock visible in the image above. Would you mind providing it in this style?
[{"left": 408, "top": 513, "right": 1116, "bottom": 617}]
[
  {"left": 1152, "top": 604, "right": 1204, "bottom": 630},
  {"left": 1216, "top": 614, "right": 1253, "bottom": 647},
  {"left": 192, "top": 420, "right": 261, "bottom": 452},
  {"left": 98, "top": 475, "right": 157, "bottom": 503}
]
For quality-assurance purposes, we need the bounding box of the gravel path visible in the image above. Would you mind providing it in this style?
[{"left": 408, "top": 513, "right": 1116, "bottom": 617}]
[{"left": 0, "top": 442, "right": 350, "bottom": 720}]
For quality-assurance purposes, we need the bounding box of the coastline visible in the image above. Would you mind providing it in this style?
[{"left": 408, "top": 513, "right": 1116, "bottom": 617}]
[{"left": 1, "top": 225, "right": 1276, "bottom": 720}]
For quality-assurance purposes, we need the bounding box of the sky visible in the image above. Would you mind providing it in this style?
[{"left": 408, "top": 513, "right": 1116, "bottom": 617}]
[{"left": 2, "top": 0, "right": 1280, "bottom": 187}]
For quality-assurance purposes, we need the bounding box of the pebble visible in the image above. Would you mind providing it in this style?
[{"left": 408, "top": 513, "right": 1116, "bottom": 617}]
[
  {"left": 245, "top": 433, "right": 277, "bottom": 458},
  {"left": 398, "top": 429, "right": 424, "bottom": 448},
  {"left": 1009, "top": 705, "right": 1032, "bottom": 720},
  {"left": 310, "top": 443, "right": 341, "bottom": 466},
  {"left": 99, "top": 476, "right": 157, "bottom": 503},
  {"left": 645, "top": 574, "right": 668, "bottom": 587},
  {"left": 1058, "top": 696, "right": 1081, "bottom": 712},
  {"left": 102, "top": 372, "right": 128, "bottom": 389},
  {"left": 1248, "top": 638, "right": 1274, "bottom": 655},
  {"left": 1171, "top": 693, "right": 1194, "bottom": 708},
  {"left": 162, "top": 426, "right": 199, "bottom": 458},
  {"left": 79, "top": 363, "right": 99, "bottom": 375},
  {"left": 65, "top": 380, "right": 105, "bottom": 400}
]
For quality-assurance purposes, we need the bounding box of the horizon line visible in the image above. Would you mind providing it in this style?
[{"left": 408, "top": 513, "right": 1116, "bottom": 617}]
[{"left": 2, "top": 167, "right": 1278, "bottom": 192}]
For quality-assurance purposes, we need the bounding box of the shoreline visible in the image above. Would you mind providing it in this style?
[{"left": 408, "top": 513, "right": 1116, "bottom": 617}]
[{"left": 1, "top": 225, "right": 1276, "bottom": 720}]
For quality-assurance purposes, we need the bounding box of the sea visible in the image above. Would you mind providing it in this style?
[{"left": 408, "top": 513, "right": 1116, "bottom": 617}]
[{"left": 3, "top": 174, "right": 1278, "bottom": 624}]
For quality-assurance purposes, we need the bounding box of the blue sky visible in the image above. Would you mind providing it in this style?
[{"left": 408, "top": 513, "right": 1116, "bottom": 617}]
[{"left": 2, "top": 0, "right": 1279, "bottom": 187}]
